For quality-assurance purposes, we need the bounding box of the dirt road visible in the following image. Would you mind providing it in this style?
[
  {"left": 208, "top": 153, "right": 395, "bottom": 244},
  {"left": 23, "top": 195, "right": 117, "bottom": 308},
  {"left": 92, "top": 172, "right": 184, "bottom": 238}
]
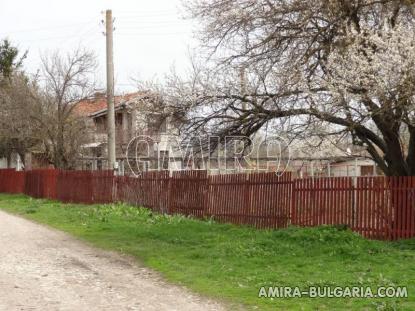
[{"left": 0, "top": 210, "right": 225, "bottom": 311}]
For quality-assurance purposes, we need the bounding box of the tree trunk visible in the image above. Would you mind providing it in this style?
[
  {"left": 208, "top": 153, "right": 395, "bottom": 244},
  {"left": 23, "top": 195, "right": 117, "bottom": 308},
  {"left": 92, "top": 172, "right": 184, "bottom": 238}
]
[
  {"left": 6, "top": 154, "right": 11, "bottom": 168},
  {"left": 55, "top": 122, "right": 66, "bottom": 169},
  {"left": 407, "top": 128, "right": 415, "bottom": 175}
]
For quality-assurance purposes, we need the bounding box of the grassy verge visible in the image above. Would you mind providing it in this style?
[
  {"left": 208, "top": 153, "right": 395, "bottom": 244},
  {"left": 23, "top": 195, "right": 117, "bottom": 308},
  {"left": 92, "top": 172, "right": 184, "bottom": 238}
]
[{"left": 0, "top": 194, "right": 414, "bottom": 310}]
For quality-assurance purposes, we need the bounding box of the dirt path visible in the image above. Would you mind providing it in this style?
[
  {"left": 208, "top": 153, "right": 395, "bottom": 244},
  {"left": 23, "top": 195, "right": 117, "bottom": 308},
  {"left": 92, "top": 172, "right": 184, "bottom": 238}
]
[{"left": 0, "top": 210, "right": 226, "bottom": 311}]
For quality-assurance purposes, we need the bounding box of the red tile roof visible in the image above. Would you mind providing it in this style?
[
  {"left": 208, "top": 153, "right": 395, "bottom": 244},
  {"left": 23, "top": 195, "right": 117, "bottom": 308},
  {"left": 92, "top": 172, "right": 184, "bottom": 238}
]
[{"left": 73, "top": 91, "right": 148, "bottom": 117}]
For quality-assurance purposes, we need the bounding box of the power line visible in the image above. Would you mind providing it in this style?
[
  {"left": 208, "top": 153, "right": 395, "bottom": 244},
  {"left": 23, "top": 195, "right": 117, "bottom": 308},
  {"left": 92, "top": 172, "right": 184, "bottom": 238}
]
[
  {"left": 118, "top": 26, "right": 189, "bottom": 31},
  {"left": 55, "top": 24, "right": 102, "bottom": 47},
  {"left": 117, "top": 20, "right": 186, "bottom": 25},
  {"left": 115, "top": 10, "right": 179, "bottom": 17},
  {"left": 21, "top": 29, "right": 100, "bottom": 44},
  {"left": 116, "top": 32, "right": 190, "bottom": 36},
  {"left": 0, "top": 20, "right": 97, "bottom": 36},
  {"left": 14, "top": 22, "right": 102, "bottom": 44}
]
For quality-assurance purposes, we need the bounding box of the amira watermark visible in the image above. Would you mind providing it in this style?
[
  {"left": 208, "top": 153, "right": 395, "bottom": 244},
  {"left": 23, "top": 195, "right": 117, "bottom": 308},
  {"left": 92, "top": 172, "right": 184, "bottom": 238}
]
[
  {"left": 125, "top": 134, "right": 291, "bottom": 177},
  {"left": 258, "top": 286, "right": 408, "bottom": 299}
]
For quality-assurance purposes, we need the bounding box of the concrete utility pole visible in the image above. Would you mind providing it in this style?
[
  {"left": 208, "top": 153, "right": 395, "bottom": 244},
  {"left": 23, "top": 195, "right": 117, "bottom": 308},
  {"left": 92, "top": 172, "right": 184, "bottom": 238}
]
[{"left": 106, "top": 9, "right": 116, "bottom": 170}]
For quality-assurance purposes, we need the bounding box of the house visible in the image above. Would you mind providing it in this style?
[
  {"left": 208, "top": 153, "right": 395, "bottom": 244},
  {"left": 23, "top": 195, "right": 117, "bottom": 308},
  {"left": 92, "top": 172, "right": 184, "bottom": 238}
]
[
  {"left": 276, "top": 137, "right": 380, "bottom": 177},
  {"left": 0, "top": 151, "right": 51, "bottom": 171},
  {"left": 0, "top": 152, "right": 23, "bottom": 170},
  {"left": 328, "top": 157, "right": 379, "bottom": 177},
  {"left": 281, "top": 156, "right": 379, "bottom": 178},
  {"left": 74, "top": 91, "right": 184, "bottom": 174}
]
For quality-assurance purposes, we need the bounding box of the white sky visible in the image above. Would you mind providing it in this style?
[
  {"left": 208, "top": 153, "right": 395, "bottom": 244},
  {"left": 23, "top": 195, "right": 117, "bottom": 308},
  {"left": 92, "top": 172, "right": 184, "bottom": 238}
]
[{"left": 0, "top": 0, "right": 196, "bottom": 93}]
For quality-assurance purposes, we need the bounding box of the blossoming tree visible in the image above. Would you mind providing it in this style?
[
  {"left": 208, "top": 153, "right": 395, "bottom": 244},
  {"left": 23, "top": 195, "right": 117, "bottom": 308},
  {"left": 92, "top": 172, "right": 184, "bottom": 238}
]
[{"left": 178, "top": 0, "right": 415, "bottom": 176}]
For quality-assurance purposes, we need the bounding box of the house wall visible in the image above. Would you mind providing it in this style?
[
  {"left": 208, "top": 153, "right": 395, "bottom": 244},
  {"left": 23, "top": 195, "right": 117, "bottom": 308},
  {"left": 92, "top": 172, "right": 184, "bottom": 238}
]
[
  {"left": 330, "top": 163, "right": 359, "bottom": 177},
  {"left": 330, "top": 159, "right": 377, "bottom": 177},
  {"left": 0, "top": 158, "right": 7, "bottom": 169},
  {"left": 0, "top": 153, "right": 23, "bottom": 170},
  {"left": 86, "top": 106, "right": 185, "bottom": 174}
]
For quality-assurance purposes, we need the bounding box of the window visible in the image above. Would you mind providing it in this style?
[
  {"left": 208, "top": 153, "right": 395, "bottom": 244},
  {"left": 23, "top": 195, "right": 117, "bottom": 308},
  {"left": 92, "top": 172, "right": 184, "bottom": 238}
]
[
  {"left": 361, "top": 165, "right": 375, "bottom": 176},
  {"left": 159, "top": 119, "right": 167, "bottom": 133},
  {"left": 94, "top": 116, "right": 107, "bottom": 132},
  {"left": 159, "top": 150, "right": 169, "bottom": 170},
  {"left": 115, "top": 113, "right": 123, "bottom": 127}
]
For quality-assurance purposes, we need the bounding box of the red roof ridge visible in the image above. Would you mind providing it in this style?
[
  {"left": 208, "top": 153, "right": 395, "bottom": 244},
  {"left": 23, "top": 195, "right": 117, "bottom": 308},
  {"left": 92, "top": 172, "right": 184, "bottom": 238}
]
[{"left": 73, "top": 91, "right": 151, "bottom": 116}]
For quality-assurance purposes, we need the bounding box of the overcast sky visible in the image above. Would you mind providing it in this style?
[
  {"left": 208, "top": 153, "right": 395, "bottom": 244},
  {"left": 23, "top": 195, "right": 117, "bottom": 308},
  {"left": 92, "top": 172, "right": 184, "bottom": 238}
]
[{"left": 0, "top": 0, "right": 196, "bottom": 93}]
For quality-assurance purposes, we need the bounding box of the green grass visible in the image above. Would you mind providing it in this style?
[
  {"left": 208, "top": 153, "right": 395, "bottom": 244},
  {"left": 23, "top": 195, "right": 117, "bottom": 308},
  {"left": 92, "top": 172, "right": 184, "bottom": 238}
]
[{"left": 0, "top": 194, "right": 414, "bottom": 310}]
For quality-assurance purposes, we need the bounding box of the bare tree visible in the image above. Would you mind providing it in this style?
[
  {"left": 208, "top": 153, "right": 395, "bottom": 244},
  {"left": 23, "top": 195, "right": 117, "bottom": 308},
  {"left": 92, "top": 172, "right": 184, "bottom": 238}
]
[
  {"left": 38, "top": 49, "right": 97, "bottom": 169},
  {"left": 0, "top": 39, "right": 37, "bottom": 166},
  {"left": 0, "top": 73, "right": 41, "bottom": 166},
  {"left": 177, "top": 0, "right": 415, "bottom": 176}
]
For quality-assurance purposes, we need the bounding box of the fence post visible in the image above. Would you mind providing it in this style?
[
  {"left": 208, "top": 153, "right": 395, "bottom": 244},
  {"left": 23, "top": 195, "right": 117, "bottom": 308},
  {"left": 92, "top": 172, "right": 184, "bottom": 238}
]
[
  {"left": 351, "top": 177, "right": 357, "bottom": 230},
  {"left": 204, "top": 174, "right": 209, "bottom": 218},
  {"left": 166, "top": 175, "right": 172, "bottom": 214},
  {"left": 243, "top": 173, "right": 251, "bottom": 225},
  {"left": 291, "top": 179, "right": 296, "bottom": 226},
  {"left": 112, "top": 173, "right": 117, "bottom": 203}
]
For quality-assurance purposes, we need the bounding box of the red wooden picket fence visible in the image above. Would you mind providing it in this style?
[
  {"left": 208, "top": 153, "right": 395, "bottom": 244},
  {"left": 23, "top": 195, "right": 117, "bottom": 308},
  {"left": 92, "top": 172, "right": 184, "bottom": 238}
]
[
  {"left": 207, "top": 172, "right": 292, "bottom": 228},
  {"left": 116, "top": 171, "right": 170, "bottom": 213},
  {"left": 25, "top": 169, "right": 58, "bottom": 199},
  {"left": 0, "top": 169, "right": 26, "bottom": 194},
  {"left": 291, "top": 176, "right": 415, "bottom": 240},
  {"left": 0, "top": 168, "right": 414, "bottom": 240}
]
